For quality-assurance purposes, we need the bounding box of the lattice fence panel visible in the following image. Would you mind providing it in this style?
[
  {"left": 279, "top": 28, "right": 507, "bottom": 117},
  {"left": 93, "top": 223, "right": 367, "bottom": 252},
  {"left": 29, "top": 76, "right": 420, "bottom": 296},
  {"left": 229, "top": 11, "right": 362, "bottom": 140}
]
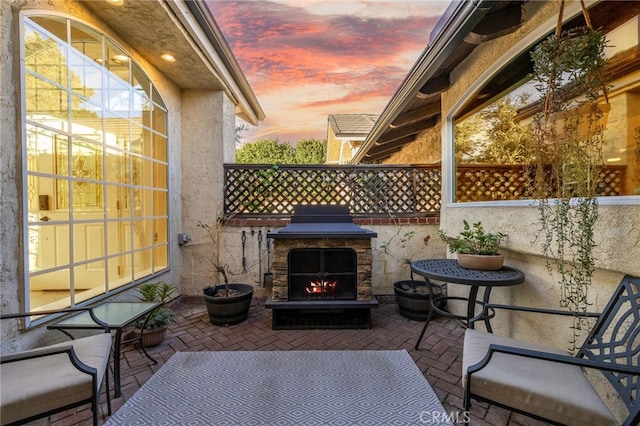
[
  {"left": 598, "top": 166, "right": 625, "bottom": 196},
  {"left": 456, "top": 165, "right": 530, "bottom": 202},
  {"left": 225, "top": 164, "right": 623, "bottom": 216},
  {"left": 349, "top": 169, "right": 418, "bottom": 214},
  {"left": 224, "top": 165, "right": 441, "bottom": 216},
  {"left": 415, "top": 168, "right": 442, "bottom": 213},
  {"left": 455, "top": 165, "right": 624, "bottom": 202}
]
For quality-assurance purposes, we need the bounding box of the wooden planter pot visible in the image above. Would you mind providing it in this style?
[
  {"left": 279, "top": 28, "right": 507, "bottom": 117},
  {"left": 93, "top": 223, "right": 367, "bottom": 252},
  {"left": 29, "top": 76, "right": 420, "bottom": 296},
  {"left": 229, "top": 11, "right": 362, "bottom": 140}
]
[
  {"left": 203, "top": 283, "right": 254, "bottom": 326},
  {"left": 393, "top": 280, "right": 446, "bottom": 321}
]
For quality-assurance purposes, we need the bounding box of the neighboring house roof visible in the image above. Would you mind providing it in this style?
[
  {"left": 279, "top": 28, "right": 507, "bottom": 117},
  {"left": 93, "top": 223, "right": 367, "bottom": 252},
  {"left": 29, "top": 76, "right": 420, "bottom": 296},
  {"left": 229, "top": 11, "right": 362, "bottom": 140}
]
[
  {"left": 328, "top": 114, "right": 379, "bottom": 139},
  {"left": 352, "top": 0, "right": 640, "bottom": 163},
  {"left": 82, "top": 0, "right": 264, "bottom": 126}
]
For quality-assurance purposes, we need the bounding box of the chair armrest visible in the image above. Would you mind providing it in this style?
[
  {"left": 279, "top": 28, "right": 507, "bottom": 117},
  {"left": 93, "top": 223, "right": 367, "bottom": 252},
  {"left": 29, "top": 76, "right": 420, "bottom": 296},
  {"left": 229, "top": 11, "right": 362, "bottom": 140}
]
[
  {"left": 1, "top": 307, "right": 110, "bottom": 332},
  {"left": 469, "top": 343, "right": 638, "bottom": 376},
  {"left": 0, "top": 344, "right": 97, "bottom": 376},
  {"left": 486, "top": 303, "right": 601, "bottom": 319}
]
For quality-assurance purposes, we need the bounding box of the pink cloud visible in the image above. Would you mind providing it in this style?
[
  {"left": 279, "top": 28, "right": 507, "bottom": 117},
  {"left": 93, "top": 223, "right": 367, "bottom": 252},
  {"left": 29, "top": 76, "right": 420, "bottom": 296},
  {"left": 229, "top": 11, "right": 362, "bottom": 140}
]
[{"left": 207, "top": 0, "right": 445, "bottom": 142}]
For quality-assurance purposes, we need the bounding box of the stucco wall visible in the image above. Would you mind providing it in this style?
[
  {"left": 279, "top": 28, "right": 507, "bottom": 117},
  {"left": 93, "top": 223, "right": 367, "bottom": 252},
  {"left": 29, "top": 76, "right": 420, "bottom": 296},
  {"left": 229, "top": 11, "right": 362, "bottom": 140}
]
[
  {"left": 179, "top": 221, "right": 447, "bottom": 300},
  {"left": 1, "top": 0, "right": 22, "bottom": 350},
  {"left": 369, "top": 222, "right": 448, "bottom": 292},
  {"left": 0, "top": 0, "right": 228, "bottom": 352},
  {"left": 179, "top": 90, "right": 237, "bottom": 297},
  {"left": 435, "top": 2, "right": 639, "bottom": 419},
  {"left": 386, "top": 126, "right": 442, "bottom": 164}
]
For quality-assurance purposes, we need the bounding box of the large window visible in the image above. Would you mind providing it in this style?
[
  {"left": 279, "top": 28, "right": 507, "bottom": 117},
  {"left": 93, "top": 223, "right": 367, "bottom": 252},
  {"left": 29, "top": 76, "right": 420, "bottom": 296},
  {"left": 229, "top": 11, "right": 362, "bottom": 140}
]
[
  {"left": 23, "top": 16, "right": 169, "bottom": 312},
  {"left": 453, "top": 13, "right": 640, "bottom": 203}
]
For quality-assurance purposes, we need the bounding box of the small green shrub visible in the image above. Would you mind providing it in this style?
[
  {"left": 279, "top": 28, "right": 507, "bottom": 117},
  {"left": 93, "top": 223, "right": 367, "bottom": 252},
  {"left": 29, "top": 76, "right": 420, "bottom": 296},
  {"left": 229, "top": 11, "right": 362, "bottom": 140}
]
[
  {"left": 135, "top": 281, "right": 175, "bottom": 329},
  {"left": 438, "top": 220, "right": 507, "bottom": 255}
]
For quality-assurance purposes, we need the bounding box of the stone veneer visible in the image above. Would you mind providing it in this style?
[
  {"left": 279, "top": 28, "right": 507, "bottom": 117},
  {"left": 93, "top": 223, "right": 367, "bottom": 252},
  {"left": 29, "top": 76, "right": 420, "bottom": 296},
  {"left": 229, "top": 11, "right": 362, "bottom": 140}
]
[{"left": 271, "top": 238, "right": 373, "bottom": 302}]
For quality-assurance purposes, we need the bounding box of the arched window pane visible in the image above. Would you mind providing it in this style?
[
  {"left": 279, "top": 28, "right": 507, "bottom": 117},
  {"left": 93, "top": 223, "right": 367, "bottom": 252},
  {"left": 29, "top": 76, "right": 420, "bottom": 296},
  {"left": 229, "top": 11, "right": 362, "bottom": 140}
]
[{"left": 23, "top": 16, "right": 169, "bottom": 312}]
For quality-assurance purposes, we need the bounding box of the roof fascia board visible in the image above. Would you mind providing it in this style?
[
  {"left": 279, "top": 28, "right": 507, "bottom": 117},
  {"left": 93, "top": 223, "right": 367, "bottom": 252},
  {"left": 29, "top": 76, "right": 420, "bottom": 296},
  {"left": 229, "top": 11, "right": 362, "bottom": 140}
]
[
  {"left": 168, "top": 0, "right": 265, "bottom": 125},
  {"left": 352, "top": 0, "right": 498, "bottom": 163}
]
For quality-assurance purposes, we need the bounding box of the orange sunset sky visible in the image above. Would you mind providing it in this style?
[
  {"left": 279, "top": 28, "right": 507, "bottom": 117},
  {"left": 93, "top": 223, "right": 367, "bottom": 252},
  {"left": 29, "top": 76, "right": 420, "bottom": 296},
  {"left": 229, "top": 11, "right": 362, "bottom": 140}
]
[{"left": 207, "top": 0, "right": 450, "bottom": 144}]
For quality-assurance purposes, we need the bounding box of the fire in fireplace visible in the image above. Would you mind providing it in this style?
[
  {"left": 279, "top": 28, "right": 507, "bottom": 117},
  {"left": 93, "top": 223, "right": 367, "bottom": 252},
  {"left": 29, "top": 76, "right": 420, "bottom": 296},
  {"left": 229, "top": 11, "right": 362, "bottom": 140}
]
[
  {"left": 288, "top": 248, "right": 357, "bottom": 300},
  {"left": 306, "top": 280, "right": 337, "bottom": 294}
]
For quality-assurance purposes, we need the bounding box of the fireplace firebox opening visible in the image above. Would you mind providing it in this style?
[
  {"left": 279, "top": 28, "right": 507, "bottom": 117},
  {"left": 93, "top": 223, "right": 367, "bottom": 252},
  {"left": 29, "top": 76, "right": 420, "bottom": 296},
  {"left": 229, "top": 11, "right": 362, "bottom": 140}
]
[
  {"left": 265, "top": 204, "right": 379, "bottom": 329},
  {"left": 288, "top": 248, "right": 357, "bottom": 301}
]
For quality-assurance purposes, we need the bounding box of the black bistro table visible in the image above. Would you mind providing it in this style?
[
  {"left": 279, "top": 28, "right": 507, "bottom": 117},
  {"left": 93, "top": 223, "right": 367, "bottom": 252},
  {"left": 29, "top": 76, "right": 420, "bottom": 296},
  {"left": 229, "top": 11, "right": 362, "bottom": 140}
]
[{"left": 410, "top": 259, "right": 525, "bottom": 350}]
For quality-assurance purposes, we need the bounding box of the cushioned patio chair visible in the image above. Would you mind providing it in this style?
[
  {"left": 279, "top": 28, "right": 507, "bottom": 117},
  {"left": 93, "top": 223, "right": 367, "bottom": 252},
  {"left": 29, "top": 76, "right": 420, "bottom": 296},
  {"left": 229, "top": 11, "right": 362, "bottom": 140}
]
[
  {"left": 1, "top": 307, "right": 112, "bottom": 426},
  {"left": 462, "top": 275, "right": 640, "bottom": 426}
]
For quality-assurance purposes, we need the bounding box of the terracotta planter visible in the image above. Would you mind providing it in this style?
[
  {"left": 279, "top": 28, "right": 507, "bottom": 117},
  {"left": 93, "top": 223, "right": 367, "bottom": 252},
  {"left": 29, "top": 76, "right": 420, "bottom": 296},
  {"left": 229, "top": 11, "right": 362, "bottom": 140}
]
[
  {"left": 139, "top": 326, "right": 168, "bottom": 347},
  {"left": 457, "top": 253, "right": 504, "bottom": 270},
  {"left": 203, "top": 283, "right": 254, "bottom": 326}
]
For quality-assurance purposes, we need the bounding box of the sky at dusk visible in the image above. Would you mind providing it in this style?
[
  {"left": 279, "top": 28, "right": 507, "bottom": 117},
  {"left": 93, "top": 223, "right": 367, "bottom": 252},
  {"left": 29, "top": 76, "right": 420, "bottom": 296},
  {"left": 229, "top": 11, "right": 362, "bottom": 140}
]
[{"left": 206, "top": 0, "right": 450, "bottom": 144}]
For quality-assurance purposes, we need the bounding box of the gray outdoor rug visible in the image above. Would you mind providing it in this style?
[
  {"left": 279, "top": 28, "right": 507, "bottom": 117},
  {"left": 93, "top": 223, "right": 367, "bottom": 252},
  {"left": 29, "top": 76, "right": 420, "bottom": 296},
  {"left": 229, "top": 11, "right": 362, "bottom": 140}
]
[{"left": 105, "top": 350, "right": 452, "bottom": 425}]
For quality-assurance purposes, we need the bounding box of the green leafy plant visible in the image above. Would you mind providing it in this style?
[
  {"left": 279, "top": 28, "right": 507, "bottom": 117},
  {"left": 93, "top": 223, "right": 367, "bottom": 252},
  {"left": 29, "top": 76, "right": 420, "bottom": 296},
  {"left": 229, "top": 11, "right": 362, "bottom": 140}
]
[
  {"left": 528, "top": 0, "right": 608, "bottom": 351},
  {"left": 135, "top": 281, "right": 175, "bottom": 329},
  {"left": 438, "top": 220, "right": 507, "bottom": 255}
]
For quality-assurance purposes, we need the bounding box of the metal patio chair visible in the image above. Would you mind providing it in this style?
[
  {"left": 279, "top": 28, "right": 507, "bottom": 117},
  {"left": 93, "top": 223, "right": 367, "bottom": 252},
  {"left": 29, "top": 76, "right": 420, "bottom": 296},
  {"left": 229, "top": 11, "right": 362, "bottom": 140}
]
[
  {"left": 462, "top": 275, "right": 640, "bottom": 426},
  {"left": 1, "top": 307, "right": 112, "bottom": 426}
]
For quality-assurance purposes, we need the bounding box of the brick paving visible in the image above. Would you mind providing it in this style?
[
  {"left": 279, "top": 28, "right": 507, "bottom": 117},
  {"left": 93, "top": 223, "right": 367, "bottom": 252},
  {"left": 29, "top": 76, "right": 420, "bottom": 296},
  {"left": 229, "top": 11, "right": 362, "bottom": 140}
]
[{"left": 38, "top": 298, "right": 547, "bottom": 426}]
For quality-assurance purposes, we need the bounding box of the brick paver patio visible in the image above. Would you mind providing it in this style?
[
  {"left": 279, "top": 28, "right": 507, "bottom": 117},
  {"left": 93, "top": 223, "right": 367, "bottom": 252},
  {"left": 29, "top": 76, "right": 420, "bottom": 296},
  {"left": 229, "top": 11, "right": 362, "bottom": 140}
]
[{"left": 40, "top": 297, "right": 546, "bottom": 426}]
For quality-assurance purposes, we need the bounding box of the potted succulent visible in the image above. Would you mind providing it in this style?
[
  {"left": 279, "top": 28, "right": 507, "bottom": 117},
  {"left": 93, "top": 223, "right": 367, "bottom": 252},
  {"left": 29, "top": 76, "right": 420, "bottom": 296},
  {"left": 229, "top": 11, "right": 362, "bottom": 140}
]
[
  {"left": 439, "top": 220, "right": 507, "bottom": 270},
  {"left": 135, "top": 281, "right": 175, "bottom": 347},
  {"left": 197, "top": 214, "right": 254, "bottom": 326}
]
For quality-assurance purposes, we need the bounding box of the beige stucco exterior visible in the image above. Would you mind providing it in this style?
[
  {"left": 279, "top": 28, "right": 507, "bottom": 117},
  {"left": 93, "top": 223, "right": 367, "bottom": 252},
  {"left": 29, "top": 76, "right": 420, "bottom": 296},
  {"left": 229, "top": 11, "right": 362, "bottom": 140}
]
[
  {"left": 381, "top": 2, "right": 639, "bottom": 419},
  {"left": 326, "top": 127, "right": 344, "bottom": 164},
  {"left": 0, "top": 0, "right": 263, "bottom": 352}
]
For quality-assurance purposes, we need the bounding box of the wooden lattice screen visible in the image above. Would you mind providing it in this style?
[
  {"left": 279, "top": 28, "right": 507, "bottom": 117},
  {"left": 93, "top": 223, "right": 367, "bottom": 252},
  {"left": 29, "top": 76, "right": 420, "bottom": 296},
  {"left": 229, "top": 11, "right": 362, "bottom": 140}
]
[
  {"left": 224, "top": 164, "right": 625, "bottom": 217},
  {"left": 223, "top": 164, "right": 441, "bottom": 217},
  {"left": 455, "top": 164, "right": 625, "bottom": 202}
]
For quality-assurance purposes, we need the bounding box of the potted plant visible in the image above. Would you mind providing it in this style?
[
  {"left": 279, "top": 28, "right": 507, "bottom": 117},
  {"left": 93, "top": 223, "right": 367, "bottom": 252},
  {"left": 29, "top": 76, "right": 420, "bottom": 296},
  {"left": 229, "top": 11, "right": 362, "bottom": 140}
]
[
  {"left": 197, "top": 214, "right": 254, "bottom": 326},
  {"left": 379, "top": 225, "right": 445, "bottom": 321},
  {"left": 439, "top": 220, "right": 507, "bottom": 270},
  {"left": 135, "top": 281, "right": 175, "bottom": 347}
]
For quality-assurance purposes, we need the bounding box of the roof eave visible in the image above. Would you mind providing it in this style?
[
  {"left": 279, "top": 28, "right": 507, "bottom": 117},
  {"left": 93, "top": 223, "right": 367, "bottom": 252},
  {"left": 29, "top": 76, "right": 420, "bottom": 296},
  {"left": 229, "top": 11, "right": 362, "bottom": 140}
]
[
  {"left": 81, "top": 0, "right": 264, "bottom": 126},
  {"left": 179, "top": 1, "right": 265, "bottom": 125}
]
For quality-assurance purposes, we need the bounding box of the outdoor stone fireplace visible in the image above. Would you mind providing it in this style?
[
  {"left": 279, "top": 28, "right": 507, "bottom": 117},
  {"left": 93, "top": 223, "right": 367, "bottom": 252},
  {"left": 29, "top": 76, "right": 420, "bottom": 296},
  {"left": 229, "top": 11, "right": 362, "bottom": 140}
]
[{"left": 265, "top": 205, "right": 379, "bottom": 329}]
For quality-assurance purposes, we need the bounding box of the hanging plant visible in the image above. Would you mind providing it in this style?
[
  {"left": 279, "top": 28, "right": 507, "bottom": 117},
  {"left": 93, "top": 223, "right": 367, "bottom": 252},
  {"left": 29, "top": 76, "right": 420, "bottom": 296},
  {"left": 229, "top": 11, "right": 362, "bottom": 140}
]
[{"left": 528, "top": 0, "right": 609, "bottom": 351}]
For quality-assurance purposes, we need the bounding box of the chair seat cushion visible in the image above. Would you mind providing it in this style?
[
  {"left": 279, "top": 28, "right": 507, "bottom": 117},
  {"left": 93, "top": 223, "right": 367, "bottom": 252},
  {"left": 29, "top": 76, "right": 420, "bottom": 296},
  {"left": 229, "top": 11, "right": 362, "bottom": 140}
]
[
  {"left": 1, "top": 332, "right": 111, "bottom": 425},
  {"left": 463, "top": 328, "right": 618, "bottom": 426}
]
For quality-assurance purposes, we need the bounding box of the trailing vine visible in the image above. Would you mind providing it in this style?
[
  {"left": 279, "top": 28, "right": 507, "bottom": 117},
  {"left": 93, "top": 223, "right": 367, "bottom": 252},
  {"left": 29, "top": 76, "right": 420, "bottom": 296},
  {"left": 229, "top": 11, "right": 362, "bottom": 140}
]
[{"left": 529, "top": 0, "right": 609, "bottom": 351}]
